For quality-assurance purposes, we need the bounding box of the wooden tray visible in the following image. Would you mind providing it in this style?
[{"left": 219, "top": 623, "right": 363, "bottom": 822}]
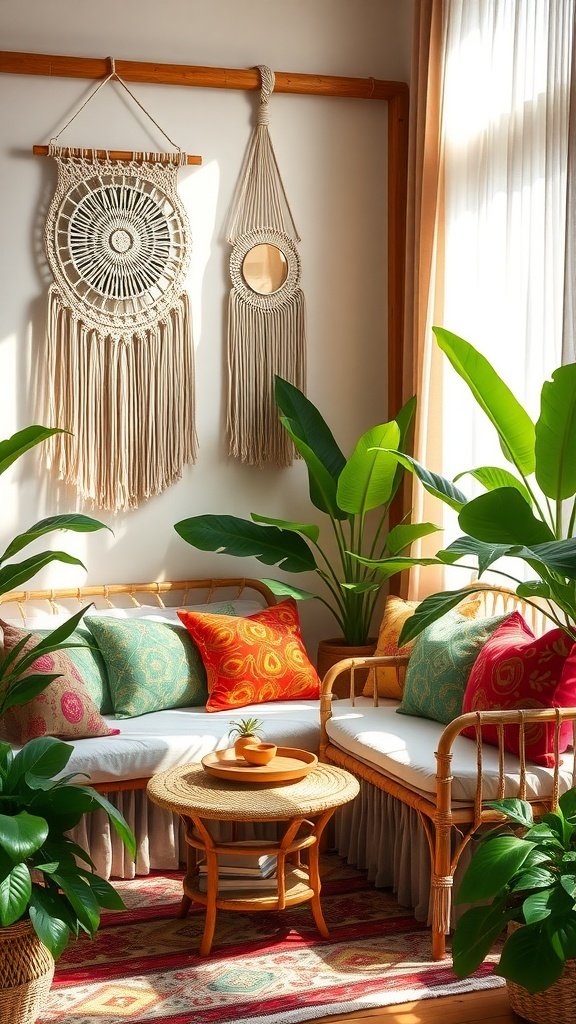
[{"left": 202, "top": 746, "right": 318, "bottom": 784}]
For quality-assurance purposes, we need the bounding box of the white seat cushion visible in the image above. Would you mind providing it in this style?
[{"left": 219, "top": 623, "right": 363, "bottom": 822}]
[
  {"left": 56, "top": 701, "right": 322, "bottom": 786},
  {"left": 326, "top": 698, "right": 575, "bottom": 803}
]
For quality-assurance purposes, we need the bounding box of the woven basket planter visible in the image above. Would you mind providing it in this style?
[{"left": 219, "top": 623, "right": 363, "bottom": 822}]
[
  {"left": 0, "top": 919, "right": 55, "bottom": 1024},
  {"left": 506, "top": 922, "right": 576, "bottom": 1024}
]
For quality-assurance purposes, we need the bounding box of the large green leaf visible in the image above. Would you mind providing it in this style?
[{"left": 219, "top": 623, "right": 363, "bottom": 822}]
[
  {"left": 397, "top": 587, "right": 481, "bottom": 646},
  {"left": 73, "top": 788, "right": 136, "bottom": 860},
  {"left": 437, "top": 535, "right": 516, "bottom": 575},
  {"left": 174, "top": 515, "right": 317, "bottom": 574},
  {"left": 452, "top": 902, "right": 511, "bottom": 977},
  {"left": 456, "top": 836, "right": 535, "bottom": 904},
  {"left": 280, "top": 418, "right": 346, "bottom": 519},
  {"left": 433, "top": 327, "right": 536, "bottom": 475},
  {"left": 2, "top": 514, "right": 109, "bottom": 562},
  {"left": 0, "top": 811, "right": 48, "bottom": 860},
  {"left": 454, "top": 466, "right": 533, "bottom": 507},
  {"left": 459, "top": 488, "right": 554, "bottom": 545},
  {"left": 51, "top": 871, "right": 101, "bottom": 934},
  {"left": 259, "top": 579, "right": 317, "bottom": 601},
  {"left": 0, "top": 425, "right": 64, "bottom": 476},
  {"left": 0, "top": 551, "right": 85, "bottom": 596},
  {"left": 251, "top": 514, "right": 319, "bottom": 543},
  {"left": 1, "top": 674, "right": 63, "bottom": 712},
  {"left": 389, "top": 395, "right": 417, "bottom": 501},
  {"left": 485, "top": 799, "right": 534, "bottom": 829},
  {"left": 337, "top": 421, "right": 400, "bottom": 514},
  {"left": 29, "top": 888, "right": 71, "bottom": 959},
  {"left": 386, "top": 522, "right": 441, "bottom": 556},
  {"left": 80, "top": 871, "right": 126, "bottom": 910},
  {"left": 274, "top": 376, "right": 346, "bottom": 483},
  {"left": 0, "top": 862, "right": 31, "bottom": 925},
  {"left": 535, "top": 365, "right": 576, "bottom": 500},
  {"left": 388, "top": 452, "right": 468, "bottom": 512},
  {"left": 526, "top": 538, "right": 576, "bottom": 580},
  {"left": 7, "top": 737, "right": 73, "bottom": 789},
  {"left": 496, "top": 922, "right": 563, "bottom": 993}
]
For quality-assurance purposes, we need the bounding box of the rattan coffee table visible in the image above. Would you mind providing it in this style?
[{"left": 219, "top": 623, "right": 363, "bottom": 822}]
[{"left": 147, "top": 760, "right": 359, "bottom": 956}]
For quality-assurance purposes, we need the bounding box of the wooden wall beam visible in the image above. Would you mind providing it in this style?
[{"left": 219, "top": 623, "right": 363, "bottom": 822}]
[
  {"left": 0, "top": 49, "right": 409, "bottom": 422},
  {"left": 0, "top": 50, "right": 407, "bottom": 102}
]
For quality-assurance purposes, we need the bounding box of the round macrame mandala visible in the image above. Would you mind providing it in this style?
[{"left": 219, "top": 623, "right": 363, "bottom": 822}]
[{"left": 46, "top": 165, "right": 190, "bottom": 335}]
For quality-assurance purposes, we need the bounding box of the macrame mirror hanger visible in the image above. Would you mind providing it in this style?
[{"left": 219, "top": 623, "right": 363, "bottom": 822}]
[
  {"left": 226, "top": 64, "right": 307, "bottom": 468},
  {"left": 38, "top": 58, "right": 201, "bottom": 512}
]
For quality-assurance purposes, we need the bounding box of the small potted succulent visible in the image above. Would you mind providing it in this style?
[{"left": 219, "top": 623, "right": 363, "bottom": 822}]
[
  {"left": 452, "top": 792, "right": 576, "bottom": 1022},
  {"left": 228, "top": 717, "right": 264, "bottom": 757}
]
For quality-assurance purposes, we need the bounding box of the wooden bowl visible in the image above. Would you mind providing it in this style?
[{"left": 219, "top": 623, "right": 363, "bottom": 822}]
[{"left": 242, "top": 742, "right": 277, "bottom": 766}]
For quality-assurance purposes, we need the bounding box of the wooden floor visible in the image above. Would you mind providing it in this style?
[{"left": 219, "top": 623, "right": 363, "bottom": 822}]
[{"left": 315, "top": 988, "right": 517, "bottom": 1023}]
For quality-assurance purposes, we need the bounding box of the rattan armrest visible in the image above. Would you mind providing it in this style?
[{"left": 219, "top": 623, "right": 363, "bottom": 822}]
[{"left": 319, "top": 654, "right": 410, "bottom": 757}]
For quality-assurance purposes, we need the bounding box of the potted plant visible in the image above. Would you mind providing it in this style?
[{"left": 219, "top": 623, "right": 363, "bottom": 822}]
[
  {"left": 0, "top": 424, "right": 133, "bottom": 1023},
  {"left": 175, "top": 377, "right": 438, "bottom": 675},
  {"left": 228, "top": 716, "right": 264, "bottom": 757},
  {"left": 0, "top": 736, "right": 136, "bottom": 1022},
  {"left": 451, "top": 792, "right": 576, "bottom": 1021},
  {"left": 351, "top": 328, "right": 576, "bottom": 646}
]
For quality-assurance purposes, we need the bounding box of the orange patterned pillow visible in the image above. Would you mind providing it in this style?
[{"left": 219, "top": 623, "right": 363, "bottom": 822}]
[
  {"left": 0, "top": 623, "right": 119, "bottom": 743},
  {"left": 177, "top": 599, "right": 320, "bottom": 712}
]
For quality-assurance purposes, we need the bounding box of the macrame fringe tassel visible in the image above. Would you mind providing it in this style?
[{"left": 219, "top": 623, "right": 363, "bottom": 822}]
[
  {"left": 45, "top": 285, "right": 197, "bottom": 511},
  {"left": 227, "top": 288, "right": 306, "bottom": 467}
]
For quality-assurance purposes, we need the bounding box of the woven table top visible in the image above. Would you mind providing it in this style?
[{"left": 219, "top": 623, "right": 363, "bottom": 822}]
[{"left": 146, "top": 761, "right": 359, "bottom": 821}]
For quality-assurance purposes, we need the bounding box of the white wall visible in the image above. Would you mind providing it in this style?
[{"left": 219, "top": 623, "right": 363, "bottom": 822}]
[{"left": 0, "top": 0, "right": 412, "bottom": 654}]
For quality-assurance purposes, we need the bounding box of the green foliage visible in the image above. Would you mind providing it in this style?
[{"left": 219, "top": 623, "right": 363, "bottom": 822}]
[
  {"left": 0, "top": 737, "right": 135, "bottom": 958},
  {"left": 0, "top": 424, "right": 110, "bottom": 712},
  {"left": 175, "top": 379, "right": 436, "bottom": 645},
  {"left": 452, "top": 793, "right": 576, "bottom": 993},
  {"left": 0, "top": 426, "right": 128, "bottom": 957},
  {"left": 228, "top": 717, "right": 264, "bottom": 740},
  {"left": 350, "top": 330, "right": 576, "bottom": 644}
]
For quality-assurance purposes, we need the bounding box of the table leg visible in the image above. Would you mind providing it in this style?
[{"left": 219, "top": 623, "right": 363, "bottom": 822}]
[{"left": 308, "top": 808, "right": 336, "bottom": 939}]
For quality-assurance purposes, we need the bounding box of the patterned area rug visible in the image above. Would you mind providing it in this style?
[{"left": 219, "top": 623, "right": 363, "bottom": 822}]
[{"left": 38, "top": 857, "right": 503, "bottom": 1024}]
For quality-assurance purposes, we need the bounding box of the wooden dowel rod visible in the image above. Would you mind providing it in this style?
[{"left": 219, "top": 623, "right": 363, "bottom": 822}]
[
  {"left": 32, "top": 145, "right": 201, "bottom": 164},
  {"left": 0, "top": 51, "right": 408, "bottom": 103}
]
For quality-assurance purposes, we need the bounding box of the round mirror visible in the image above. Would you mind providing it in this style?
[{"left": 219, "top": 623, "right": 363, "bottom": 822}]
[{"left": 242, "top": 243, "right": 288, "bottom": 295}]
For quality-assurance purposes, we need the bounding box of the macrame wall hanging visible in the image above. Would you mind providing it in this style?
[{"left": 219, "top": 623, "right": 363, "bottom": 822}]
[
  {"left": 40, "top": 61, "right": 199, "bottom": 511},
  {"left": 227, "top": 65, "right": 306, "bottom": 467}
]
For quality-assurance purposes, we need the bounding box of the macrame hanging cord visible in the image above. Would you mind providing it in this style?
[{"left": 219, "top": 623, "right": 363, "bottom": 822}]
[
  {"left": 227, "top": 65, "right": 306, "bottom": 467},
  {"left": 43, "top": 60, "right": 197, "bottom": 511}
]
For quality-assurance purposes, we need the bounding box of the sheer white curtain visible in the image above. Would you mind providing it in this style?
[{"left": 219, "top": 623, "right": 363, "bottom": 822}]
[{"left": 410, "top": 0, "right": 574, "bottom": 597}]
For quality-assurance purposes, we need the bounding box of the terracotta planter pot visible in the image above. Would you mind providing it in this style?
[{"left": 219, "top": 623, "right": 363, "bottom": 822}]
[
  {"left": 317, "top": 638, "right": 377, "bottom": 698},
  {"left": 0, "top": 919, "right": 55, "bottom": 1024},
  {"left": 234, "top": 735, "right": 260, "bottom": 758}
]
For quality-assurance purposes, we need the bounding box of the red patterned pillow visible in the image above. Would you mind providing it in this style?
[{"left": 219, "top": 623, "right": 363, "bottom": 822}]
[
  {"left": 0, "top": 623, "right": 119, "bottom": 744},
  {"left": 177, "top": 599, "right": 320, "bottom": 712},
  {"left": 462, "top": 612, "right": 576, "bottom": 767}
]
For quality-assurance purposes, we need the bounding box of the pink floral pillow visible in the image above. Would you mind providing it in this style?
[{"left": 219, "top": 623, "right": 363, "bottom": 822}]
[{"left": 0, "top": 623, "right": 119, "bottom": 744}]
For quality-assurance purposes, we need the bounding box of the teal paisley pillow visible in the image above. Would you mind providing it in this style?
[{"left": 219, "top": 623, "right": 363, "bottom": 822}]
[
  {"left": 35, "top": 625, "right": 112, "bottom": 714},
  {"left": 396, "top": 609, "right": 509, "bottom": 725},
  {"left": 85, "top": 603, "right": 242, "bottom": 718}
]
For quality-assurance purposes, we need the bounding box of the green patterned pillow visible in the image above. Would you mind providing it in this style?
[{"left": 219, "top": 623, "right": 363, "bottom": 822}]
[
  {"left": 35, "top": 625, "right": 112, "bottom": 714},
  {"left": 396, "top": 609, "right": 509, "bottom": 725},
  {"left": 85, "top": 616, "right": 211, "bottom": 718}
]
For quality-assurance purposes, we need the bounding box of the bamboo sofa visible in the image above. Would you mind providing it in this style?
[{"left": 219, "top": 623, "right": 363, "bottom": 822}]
[
  {"left": 0, "top": 578, "right": 325, "bottom": 879},
  {"left": 319, "top": 587, "right": 576, "bottom": 960}
]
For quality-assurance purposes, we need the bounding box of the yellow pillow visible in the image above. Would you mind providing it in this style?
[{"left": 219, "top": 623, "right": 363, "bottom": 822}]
[
  {"left": 363, "top": 593, "right": 483, "bottom": 699},
  {"left": 362, "top": 596, "right": 418, "bottom": 699}
]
